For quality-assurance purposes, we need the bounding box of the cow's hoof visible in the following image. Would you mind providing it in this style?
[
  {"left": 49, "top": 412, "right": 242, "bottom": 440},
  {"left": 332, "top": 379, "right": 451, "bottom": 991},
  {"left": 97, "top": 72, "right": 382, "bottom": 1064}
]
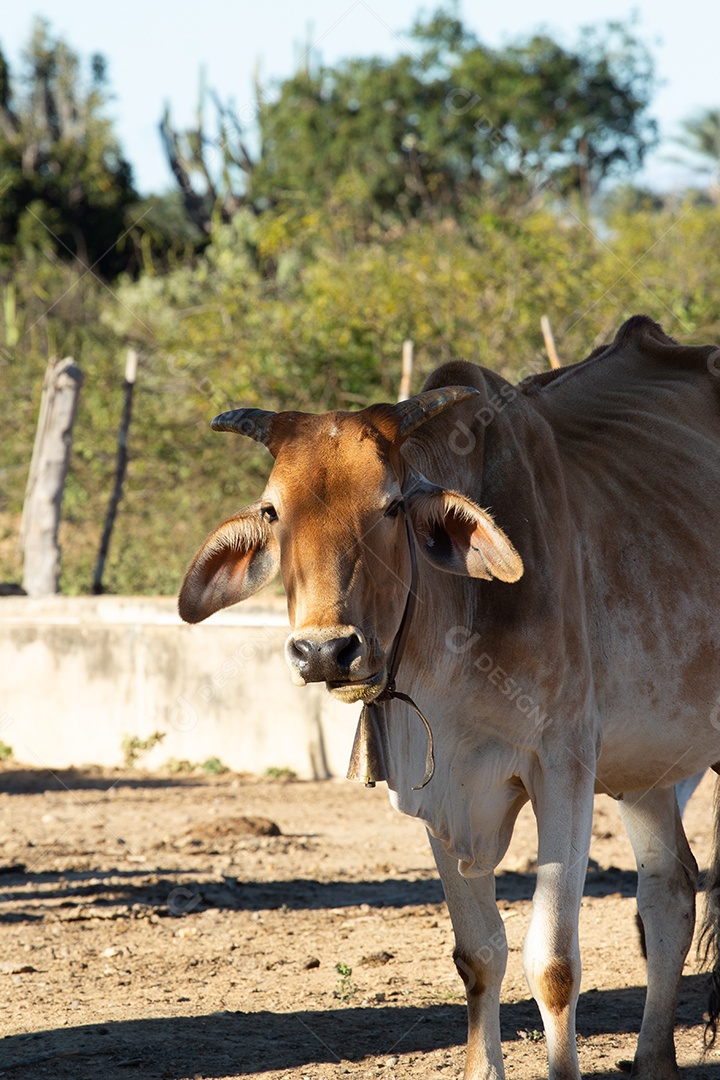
[{"left": 616, "top": 1057, "right": 679, "bottom": 1079}]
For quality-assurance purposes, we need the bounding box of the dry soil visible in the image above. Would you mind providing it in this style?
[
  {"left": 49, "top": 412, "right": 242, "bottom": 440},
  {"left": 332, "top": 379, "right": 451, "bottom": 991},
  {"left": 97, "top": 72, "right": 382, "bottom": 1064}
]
[{"left": 1, "top": 763, "right": 719, "bottom": 1079}]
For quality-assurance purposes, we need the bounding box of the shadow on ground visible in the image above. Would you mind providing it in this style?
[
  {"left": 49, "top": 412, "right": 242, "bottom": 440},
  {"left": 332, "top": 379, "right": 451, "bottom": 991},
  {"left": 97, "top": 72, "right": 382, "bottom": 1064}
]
[
  {"left": 0, "top": 766, "right": 208, "bottom": 795},
  {"left": 0, "top": 862, "right": 645, "bottom": 924},
  {"left": 0, "top": 976, "right": 715, "bottom": 1079}
]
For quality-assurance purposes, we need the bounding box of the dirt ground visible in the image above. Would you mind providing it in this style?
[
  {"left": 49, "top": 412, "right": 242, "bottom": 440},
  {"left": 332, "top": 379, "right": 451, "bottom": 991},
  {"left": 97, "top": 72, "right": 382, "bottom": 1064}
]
[{"left": 1, "top": 762, "right": 720, "bottom": 1080}]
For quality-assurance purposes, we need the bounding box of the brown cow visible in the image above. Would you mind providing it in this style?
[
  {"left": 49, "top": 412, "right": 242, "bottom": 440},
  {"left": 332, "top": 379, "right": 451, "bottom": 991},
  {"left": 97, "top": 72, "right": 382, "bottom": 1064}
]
[{"left": 179, "top": 315, "right": 720, "bottom": 1079}]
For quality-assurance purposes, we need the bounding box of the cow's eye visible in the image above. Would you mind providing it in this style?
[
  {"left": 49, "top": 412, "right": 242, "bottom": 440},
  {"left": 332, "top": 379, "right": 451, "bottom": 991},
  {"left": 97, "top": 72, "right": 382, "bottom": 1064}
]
[
  {"left": 262, "top": 505, "right": 278, "bottom": 523},
  {"left": 384, "top": 498, "right": 404, "bottom": 518}
]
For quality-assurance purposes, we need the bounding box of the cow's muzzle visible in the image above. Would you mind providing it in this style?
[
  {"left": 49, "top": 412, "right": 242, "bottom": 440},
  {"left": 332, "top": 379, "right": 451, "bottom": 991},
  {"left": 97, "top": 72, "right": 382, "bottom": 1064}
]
[{"left": 285, "top": 626, "right": 384, "bottom": 702}]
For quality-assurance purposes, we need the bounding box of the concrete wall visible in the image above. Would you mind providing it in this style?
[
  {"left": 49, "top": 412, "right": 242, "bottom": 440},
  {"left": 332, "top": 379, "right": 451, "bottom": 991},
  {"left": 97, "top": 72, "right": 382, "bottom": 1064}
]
[{"left": 0, "top": 596, "right": 358, "bottom": 779}]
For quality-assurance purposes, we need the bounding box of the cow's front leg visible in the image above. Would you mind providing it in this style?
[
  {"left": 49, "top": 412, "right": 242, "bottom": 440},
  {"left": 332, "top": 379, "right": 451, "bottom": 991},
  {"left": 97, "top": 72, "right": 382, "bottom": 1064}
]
[
  {"left": 618, "top": 787, "right": 697, "bottom": 1079},
  {"left": 430, "top": 833, "right": 507, "bottom": 1080},
  {"left": 523, "top": 763, "right": 594, "bottom": 1080}
]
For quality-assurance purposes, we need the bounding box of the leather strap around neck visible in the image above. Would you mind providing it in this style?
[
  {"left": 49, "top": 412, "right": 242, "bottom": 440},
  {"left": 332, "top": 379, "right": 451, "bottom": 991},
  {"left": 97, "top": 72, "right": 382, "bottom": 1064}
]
[{"left": 379, "top": 514, "right": 419, "bottom": 698}]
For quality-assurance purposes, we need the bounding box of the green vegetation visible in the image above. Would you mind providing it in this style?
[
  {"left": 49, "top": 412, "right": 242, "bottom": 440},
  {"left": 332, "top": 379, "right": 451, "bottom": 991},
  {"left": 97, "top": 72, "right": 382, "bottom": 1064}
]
[
  {"left": 201, "top": 756, "right": 228, "bottom": 775},
  {"left": 264, "top": 766, "right": 298, "bottom": 782},
  {"left": 0, "top": 20, "right": 138, "bottom": 276},
  {"left": 166, "top": 755, "right": 229, "bottom": 775},
  {"left": 164, "top": 11, "right": 657, "bottom": 223},
  {"left": 165, "top": 757, "right": 196, "bottom": 774},
  {"left": 518, "top": 1029, "right": 545, "bottom": 1042},
  {"left": 0, "top": 741, "right": 13, "bottom": 761},
  {"left": 333, "top": 962, "right": 358, "bottom": 1001},
  {"left": 121, "top": 731, "right": 165, "bottom": 769},
  {"left": 1, "top": 10, "right": 719, "bottom": 596}
]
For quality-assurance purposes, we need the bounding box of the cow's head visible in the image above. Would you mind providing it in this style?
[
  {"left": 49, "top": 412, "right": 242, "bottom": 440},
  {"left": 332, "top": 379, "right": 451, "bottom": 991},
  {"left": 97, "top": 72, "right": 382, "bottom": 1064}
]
[{"left": 178, "top": 389, "right": 523, "bottom": 703}]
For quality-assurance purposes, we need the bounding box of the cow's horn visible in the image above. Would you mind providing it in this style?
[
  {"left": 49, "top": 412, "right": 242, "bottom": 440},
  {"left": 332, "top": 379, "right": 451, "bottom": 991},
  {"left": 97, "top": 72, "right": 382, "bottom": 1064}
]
[
  {"left": 395, "top": 386, "right": 480, "bottom": 442},
  {"left": 211, "top": 408, "right": 277, "bottom": 446}
]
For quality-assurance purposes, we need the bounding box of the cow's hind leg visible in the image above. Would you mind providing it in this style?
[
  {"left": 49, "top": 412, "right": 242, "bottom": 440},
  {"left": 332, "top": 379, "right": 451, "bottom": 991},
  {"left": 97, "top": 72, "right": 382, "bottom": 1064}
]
[
  {"left": 618, "top": 787, "right": 698, "bottom": 1079},
  {"left": 430, "top": 834, "right": 507, "bottom": 1080}
]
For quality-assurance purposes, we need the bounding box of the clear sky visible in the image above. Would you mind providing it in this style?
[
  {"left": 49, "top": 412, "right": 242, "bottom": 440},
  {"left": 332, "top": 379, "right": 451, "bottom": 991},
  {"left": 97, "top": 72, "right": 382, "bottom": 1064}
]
[{"left": 1, "top": 0, "right": 716, "bottom": 195}]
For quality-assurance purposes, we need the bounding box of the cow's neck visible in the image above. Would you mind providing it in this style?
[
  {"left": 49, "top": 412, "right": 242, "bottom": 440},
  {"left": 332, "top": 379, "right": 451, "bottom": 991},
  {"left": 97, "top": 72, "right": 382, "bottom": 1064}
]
[{"left": 401, "top": 370, "right": 579, "bottom": 700}]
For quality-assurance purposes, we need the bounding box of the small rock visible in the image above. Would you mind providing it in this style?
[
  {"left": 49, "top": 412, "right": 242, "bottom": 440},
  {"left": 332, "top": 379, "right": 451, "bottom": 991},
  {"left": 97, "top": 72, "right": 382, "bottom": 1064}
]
[
  {"left": 303, "top": 956, "right": 320, "bottom": 970},
  {"left": 360, "top": 950, "right": 394, "bottom": 967},
  {"left": 385, "top": 1055, "right": 399, "bottom": 1067},
  {"left": 185, "top": 816, "right": 281, "bottom": 844},
  {"left": 174, "top": 926, "right": 197, "bottom": 939}
]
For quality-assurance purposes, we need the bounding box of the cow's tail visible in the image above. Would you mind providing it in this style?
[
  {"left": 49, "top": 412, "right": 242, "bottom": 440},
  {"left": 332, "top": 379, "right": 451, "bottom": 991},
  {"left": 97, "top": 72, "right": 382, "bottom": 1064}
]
[{"left": 700, "top": 775, "right": 720, "bottom": 1048}]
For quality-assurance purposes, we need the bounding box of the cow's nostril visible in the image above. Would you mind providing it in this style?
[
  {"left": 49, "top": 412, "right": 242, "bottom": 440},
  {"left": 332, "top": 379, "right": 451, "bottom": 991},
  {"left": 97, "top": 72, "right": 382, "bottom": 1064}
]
[
  {"left": 336, "top": 633, "right": 362, "bottom": 671},
  {"left": 290, "top": 639, "right": 313, "bottom": 663}
]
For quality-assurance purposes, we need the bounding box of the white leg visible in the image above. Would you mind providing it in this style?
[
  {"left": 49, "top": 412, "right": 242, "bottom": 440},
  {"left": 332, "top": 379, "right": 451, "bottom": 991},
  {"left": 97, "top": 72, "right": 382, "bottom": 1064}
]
[
  {"left": 430, "top": 833, "right": 507, "bottom": 1080},
  {"left": 618, "top": 787, "right": 697, "bottom": 1079},
  {"left": 523, "top": 766, "right": 595, "bottom": 1080}
]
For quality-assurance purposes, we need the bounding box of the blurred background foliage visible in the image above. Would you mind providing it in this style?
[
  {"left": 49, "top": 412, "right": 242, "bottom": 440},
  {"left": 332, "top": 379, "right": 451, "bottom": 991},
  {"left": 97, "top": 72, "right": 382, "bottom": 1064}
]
[{"left": 1, "top": 8, "right": 719, "bottom": 594}]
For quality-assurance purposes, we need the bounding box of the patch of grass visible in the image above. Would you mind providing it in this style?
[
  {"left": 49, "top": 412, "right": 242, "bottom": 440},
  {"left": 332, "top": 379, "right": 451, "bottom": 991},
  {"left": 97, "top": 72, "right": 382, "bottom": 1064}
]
[
  {"left": 165, "top": 757, "right": 196, "bottom": 774},
  {"left": 165, "top": 756, "right": 229, "bottom": 775},
  {"left": 264, "top": 766, "right": 297, "bottom": 781},
  {"left": 202, "top": 756, "right": 228, "bottom": 775},
  {"left": 518, "top": 1029, "right": 545, "bottom": 1042},
  {"left": 121, "top": 732, "right": 165, "bottom": 769},
  {"left": 0, "top": 740, "right": 12, "bottom": 761}
]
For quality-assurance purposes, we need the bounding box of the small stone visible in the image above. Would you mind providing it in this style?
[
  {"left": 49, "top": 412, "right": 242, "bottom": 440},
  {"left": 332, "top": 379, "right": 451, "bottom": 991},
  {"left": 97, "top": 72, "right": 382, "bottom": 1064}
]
[
  {"left": 303, "top": 956, "right": 320, "bottom": 970},
  {"left": 360, "top": 950, "right": 394, "bottom": 967}
]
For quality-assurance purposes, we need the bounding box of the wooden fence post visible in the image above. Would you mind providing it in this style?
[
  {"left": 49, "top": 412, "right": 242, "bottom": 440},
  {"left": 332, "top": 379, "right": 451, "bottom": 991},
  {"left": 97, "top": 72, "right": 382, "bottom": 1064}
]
[
  {"left": 21, "top": 357, "right": 83, "bottom": 596},
  {"left": 92, "top": 349, "right": 138, "bottom": 594},
  {"left": 398, "top": 339, "right": 414, "bottom": 402},
  {"left": 541, "top": 315, "right": 562, "bottom": 370}
]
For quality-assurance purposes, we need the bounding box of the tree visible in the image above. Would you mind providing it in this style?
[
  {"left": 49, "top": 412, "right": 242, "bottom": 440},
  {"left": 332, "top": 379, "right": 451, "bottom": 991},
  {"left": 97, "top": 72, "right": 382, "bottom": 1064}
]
[
  {"left": 463, "top": 21, "right": 658, "bottom": 206},
  {"left": 673, "top": 108, "right": 720, "bottom": 201},
  {"left": 162, "top": 9, "right": 657, "bottom": 226},
  {"left": 159, "top": 71, "right": 260, "bottom": 235},
  {"left": 0, "top": 19, "right": 138, "bottom": 276},
  {"left": 676, "top": 109, "right": 720, "bottom": 165}
]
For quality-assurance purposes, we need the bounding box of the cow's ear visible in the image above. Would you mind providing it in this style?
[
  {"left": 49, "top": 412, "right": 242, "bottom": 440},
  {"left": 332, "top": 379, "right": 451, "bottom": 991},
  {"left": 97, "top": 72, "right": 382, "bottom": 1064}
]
[
  {"left": 406, "top": 488, "right": 523, "bottom": 582},
  {"left": 179, "top": 503, "right": 280, "bottom": 623}
]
